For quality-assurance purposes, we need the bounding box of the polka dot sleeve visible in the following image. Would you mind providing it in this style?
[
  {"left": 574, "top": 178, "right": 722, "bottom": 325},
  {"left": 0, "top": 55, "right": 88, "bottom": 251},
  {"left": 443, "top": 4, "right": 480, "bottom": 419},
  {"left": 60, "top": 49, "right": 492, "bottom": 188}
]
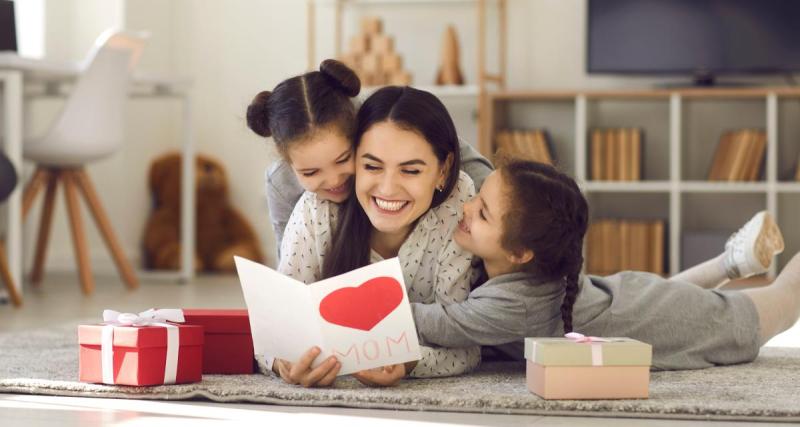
[
  {"left": 276, "top": 191, "right": 330, "bottom": 285},
  {"left": 408, "top": 172, "right": 481, "bottom": 378}
]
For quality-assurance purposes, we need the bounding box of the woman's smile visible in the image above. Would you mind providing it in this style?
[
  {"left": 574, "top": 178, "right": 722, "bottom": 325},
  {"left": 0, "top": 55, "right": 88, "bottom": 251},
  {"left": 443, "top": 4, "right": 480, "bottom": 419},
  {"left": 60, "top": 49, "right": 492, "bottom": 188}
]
[{"left": 372, "top": 196, "right": 410, "bottom": 214}]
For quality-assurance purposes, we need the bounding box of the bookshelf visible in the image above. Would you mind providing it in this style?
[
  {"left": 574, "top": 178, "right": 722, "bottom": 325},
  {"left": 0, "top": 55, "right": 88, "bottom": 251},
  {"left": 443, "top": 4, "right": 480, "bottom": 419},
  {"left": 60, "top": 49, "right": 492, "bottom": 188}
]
[
  {"left": 484, "top": 87, "right": 800, "bottom": 277},
  {"left": 306, "top": 0, "right": 507, "bottom": 94},
  {"left": 307, "top": 0, "right": 508, "bottom": 144}
]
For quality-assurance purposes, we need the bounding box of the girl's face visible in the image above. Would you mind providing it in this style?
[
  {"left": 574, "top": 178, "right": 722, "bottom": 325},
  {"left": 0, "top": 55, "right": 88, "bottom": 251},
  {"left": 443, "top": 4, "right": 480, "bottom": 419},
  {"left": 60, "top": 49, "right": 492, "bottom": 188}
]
[
  {"left": 286, "top": 127, "right": 354, "bottom": 203},
  {"left": 454, "top": 170, "right": 516, "bottom": 268},
  {"left": 355, "top": 121, "right": 449, "bottom": 237}
]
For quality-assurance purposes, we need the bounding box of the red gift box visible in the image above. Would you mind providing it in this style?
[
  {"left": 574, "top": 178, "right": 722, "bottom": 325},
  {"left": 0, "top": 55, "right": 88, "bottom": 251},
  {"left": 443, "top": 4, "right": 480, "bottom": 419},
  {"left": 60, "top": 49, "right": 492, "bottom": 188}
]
[
  {"left": 182, "top": 309, "right": 255, "bottom": 374},
  {"left": 78, "top": 323, "right": 204, "bottom": 386}
]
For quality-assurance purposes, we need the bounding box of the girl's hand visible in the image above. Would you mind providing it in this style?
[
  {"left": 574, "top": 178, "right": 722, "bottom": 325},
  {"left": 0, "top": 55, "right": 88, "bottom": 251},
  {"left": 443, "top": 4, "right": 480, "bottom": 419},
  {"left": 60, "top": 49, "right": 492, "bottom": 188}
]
[
  {"left": 352, "top": 361, "right": 415, "bottom": 387},
  {"left": 272, "top": 346, "right": 340, "bottom": 387}
]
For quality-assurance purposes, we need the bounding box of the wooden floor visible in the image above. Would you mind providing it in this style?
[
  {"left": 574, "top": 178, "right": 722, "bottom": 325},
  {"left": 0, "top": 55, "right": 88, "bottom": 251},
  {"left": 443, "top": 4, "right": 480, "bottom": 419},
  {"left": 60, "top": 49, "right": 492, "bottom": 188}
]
[{"left": 0, "top": 271, "right": 798, "bottom": 427}]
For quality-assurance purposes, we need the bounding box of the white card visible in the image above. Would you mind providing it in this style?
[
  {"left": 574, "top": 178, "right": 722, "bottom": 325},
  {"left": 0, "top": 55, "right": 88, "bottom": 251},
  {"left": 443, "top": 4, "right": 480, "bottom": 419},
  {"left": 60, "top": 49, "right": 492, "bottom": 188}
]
[{"left": 234, "top": 256, "right": 421, "bottom": 375}]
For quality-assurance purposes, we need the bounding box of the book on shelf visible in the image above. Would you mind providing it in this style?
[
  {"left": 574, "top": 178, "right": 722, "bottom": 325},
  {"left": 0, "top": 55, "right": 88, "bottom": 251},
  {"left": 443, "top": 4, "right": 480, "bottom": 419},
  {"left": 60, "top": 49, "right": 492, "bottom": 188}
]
[
  {"left": 589, "top": 128, "right": 643, "bottom": 181},
  {"left": 707, "top": 129, "right": 766, "bottom": 182},
  {"left": 493, "top": 129, "right": 554, "bottom": 165},
  {"left": 585, "top": 219, "right": 666, "bottom": 276}
]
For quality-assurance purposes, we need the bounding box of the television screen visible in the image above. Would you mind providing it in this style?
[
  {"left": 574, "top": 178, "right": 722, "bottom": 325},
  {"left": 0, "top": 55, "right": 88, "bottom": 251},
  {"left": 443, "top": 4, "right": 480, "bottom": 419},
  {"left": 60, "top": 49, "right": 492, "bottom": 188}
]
[
  {"left": 587, "top": 0, "right": 800, "bottom": 75},
  {"left": 0, "top": 0, "right": 17, "bottom": 52}
]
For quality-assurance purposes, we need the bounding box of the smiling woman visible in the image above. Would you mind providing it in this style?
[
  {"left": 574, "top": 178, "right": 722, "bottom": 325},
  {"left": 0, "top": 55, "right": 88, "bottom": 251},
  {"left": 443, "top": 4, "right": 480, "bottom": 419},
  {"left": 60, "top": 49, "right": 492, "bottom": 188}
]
[
  {"left": 356, "top": 123, "right": 450, "bottom": 257},
  {"left": 273, "top": 86, "right": 481, "bottom": 386}
]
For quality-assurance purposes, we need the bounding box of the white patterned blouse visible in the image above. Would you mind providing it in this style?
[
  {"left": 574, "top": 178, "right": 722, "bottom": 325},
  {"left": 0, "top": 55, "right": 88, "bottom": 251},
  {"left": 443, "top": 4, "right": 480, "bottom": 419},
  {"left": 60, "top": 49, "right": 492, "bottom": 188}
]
[{"left": 275, "top": 171, "right": 481, "bottom": 378}]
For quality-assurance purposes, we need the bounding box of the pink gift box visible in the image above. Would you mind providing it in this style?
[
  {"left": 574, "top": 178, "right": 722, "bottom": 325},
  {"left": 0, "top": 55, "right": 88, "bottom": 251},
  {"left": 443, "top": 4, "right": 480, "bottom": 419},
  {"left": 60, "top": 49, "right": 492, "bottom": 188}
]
[{"left": 524, "top": 336, "right": 652, "bottom": 400}]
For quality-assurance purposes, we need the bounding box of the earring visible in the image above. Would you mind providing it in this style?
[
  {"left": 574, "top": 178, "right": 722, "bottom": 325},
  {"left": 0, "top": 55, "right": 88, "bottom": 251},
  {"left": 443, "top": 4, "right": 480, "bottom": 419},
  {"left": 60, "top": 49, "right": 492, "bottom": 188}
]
[{"left": 436, "top": 184, "right": 444, "bottom": 192}]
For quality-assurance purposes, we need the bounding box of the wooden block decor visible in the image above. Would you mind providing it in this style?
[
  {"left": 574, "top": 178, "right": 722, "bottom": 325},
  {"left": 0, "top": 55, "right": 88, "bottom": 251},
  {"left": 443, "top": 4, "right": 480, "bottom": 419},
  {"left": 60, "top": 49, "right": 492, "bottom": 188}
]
[
  {"left": 361, "top": 16, "right": 383, "bottom": 35},
  {"left": 349, "top": 34, "right": 370, "bottom": 54},
  {"left": 388, "top": 70, "right": 412, "bottom": 86},
  {"left": 371, "top": 34, "right": 394, "bottom": 54},
  {"left": 586, "top": 219, "right": 666, "bottom": 276},
  {"left": 436, "top": 25, "right": 465, "bottom": 85},
  {"left": 590, "top": 128, "right": 643, "bottom": 181},
  {"left": 493, "top": 129, "right": 554, "bottom": 166},
  {"left": 339, "top": 16, "right": 413, "bottom": 87},
  {"left": 707, "top": 128, "right": 766, "bottom": 182},
  {"left": 361, "top": 53, "right": 382, "bottom": 73},
  {"left": 381, "top": 53, "right": 402, "bottom": 73}
]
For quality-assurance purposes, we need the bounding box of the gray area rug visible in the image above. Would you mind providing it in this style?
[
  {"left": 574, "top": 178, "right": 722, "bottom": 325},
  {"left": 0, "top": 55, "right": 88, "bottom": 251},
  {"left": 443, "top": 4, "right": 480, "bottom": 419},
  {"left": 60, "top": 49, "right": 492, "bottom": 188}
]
[{"left": 1, "top": 323, "right": 799, "bottom": 422}]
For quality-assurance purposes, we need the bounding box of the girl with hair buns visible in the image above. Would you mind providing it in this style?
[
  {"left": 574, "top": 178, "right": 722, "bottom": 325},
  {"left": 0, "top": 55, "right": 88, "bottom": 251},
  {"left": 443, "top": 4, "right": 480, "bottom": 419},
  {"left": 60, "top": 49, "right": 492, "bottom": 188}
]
[
  {"left": 247, "top": 60, "right": 492, "bottom": 259},
  {"left": 410, "top": 160, "right": 799, "bottom": 371}
]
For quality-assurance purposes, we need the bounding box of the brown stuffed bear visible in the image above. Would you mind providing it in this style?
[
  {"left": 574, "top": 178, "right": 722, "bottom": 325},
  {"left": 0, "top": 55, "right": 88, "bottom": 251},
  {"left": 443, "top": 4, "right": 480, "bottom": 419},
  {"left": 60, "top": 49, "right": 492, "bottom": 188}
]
[{"left": 143, "top": 152, "right": 265, "bottom": 272}]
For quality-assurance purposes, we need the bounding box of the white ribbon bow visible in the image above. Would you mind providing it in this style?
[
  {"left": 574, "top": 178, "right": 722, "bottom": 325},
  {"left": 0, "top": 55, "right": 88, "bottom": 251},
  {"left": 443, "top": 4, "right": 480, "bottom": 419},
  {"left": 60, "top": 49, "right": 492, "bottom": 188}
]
[
  {"left": 565, "top": 332, "right": 610, "bottom": 366},
  {"left": 103, "top": 308, "right": 185, "bottom": 326},
  {"left": 101, "top": 308, "right": 185, "bottom": 385}
]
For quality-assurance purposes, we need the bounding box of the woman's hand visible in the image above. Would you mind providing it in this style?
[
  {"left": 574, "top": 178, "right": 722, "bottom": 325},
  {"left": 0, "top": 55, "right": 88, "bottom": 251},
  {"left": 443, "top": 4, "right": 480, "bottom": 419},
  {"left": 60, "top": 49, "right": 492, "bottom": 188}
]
[
  {"left": 352, "top": 361, "right": 416, "bottom": 387},
  {"left": 272, "top": 346, "right": 340, "bottom": 387}
]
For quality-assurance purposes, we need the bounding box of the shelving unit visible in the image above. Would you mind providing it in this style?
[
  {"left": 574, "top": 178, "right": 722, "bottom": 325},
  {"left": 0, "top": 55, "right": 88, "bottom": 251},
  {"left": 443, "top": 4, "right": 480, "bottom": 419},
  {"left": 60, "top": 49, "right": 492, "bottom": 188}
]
[
  {"left": 485, "top": 87, "right": 800, "bottom": 277},
  {"left": 307, "top": 0, "right": 507, "bottom": 145}
]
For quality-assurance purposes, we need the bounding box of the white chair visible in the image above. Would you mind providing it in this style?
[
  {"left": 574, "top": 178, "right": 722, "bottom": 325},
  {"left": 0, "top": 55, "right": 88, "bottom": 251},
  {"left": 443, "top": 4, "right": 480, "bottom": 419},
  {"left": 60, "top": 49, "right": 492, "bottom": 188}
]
[{"left": 21, "top": 29, "right": 147, "bottom": 295}]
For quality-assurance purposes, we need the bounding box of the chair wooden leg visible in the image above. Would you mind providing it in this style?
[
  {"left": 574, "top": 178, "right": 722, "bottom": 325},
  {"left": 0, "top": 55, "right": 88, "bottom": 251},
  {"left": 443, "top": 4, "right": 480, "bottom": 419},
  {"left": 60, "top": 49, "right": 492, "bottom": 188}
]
[
  {"left": 72, "top": 169, "right": 139, "bottom": 290},
  {"left": 30, "top": 171, "right": 61, "bottom": 285},
  {"left": 62, "top": 170, "right": 94, "bottom": 295},
  {"left": 0, "top": 241, "right": 23, "bottom": 307},
  {"left": 22, "top": 168, "right": 50, "bottom": 219}
]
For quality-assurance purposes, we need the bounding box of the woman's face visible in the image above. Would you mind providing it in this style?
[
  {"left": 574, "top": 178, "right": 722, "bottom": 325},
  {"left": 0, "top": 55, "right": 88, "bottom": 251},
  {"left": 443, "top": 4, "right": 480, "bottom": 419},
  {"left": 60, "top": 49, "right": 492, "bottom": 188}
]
[
  {"left": 355, "top": 121, "right": 448, "bottom": 237},
  {"left": 286, "top": 127, "right": 354, "bottom": 203},
  {"left": 454, "top": 170, "right": 514, "bottom": 265}
]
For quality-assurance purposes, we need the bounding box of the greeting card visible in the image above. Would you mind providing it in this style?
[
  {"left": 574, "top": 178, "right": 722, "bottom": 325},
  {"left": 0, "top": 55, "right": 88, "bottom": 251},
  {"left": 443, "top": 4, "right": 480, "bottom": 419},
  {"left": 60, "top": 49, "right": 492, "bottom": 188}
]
[{"left": 234, "top": 256, "right": 421, "bottom": 375}]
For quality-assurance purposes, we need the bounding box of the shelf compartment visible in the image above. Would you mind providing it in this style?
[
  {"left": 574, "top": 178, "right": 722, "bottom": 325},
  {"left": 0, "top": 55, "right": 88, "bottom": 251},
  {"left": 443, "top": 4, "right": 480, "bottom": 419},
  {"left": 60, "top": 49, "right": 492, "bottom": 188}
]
[
  {"left": 585, "top": 98, "right": 670, "bottom": 181},
  {"left": 586, "top": 192, "right": 670, "bottom": 276},
  {"left": 777, "top": 194, "right": 800, "bottom": 272},
  {"left": 778, "top": 97, "right": 800, "bottom": 182},
  {"left": 681, "top": 98, "right": 767, "bottom": 181},
  {"left": 494, "top": 99, "right": 576, "bottom": 175},
  {"left": 680, "top": 193, "right": 766, "bottom": 271}
]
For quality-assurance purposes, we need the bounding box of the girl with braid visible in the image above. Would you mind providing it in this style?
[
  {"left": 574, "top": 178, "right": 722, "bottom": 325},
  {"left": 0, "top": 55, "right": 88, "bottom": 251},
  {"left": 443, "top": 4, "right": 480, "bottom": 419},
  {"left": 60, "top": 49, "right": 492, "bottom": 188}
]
[{"left": 409, "top": 160, "right": 799, "bottom": 371}]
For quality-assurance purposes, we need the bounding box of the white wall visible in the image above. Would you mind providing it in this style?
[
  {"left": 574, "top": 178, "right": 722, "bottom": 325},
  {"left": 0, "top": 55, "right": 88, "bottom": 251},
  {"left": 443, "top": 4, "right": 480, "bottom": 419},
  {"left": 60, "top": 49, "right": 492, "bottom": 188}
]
[{"left": 17, "top": 0, "right": 792, "bottom": 276}]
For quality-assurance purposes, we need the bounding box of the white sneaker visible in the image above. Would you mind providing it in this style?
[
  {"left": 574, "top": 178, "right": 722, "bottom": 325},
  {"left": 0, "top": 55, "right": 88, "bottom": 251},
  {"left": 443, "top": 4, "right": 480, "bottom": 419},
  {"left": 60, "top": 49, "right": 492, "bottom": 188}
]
[{"left": 723, "top": 211, "right": 785, "bottom": 279}]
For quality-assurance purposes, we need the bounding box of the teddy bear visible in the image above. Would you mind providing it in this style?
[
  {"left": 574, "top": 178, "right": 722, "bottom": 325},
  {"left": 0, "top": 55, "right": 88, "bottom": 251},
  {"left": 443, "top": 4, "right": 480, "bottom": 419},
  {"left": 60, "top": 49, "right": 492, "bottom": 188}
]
[{"left": 143, "top": 152, "right": 265, "bottom": 272}]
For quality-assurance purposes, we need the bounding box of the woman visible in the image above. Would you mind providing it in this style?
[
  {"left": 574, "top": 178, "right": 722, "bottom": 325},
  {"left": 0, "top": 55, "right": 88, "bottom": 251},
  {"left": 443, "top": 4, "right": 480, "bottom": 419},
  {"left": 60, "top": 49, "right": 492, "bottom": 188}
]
[{"left": 267, "top": 86, "right": 482, "bottom": 387}]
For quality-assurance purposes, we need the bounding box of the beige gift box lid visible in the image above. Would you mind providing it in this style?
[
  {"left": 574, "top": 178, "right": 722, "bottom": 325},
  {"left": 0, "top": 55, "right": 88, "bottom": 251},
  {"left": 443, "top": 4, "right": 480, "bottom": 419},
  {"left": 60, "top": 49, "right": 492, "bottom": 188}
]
[{"left": 524, "top": 337, "right": 652, "bottom": 367}]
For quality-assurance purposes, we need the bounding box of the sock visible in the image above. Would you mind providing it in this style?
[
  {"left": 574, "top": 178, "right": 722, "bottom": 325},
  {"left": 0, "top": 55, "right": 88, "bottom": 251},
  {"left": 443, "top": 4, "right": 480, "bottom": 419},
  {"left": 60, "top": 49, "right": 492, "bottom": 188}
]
[
  {"left": 742, "top": 253, "right": 800, "bottom": 345},
  {"left": 671, "top": 254, "right": 731, "bottom": 289}
]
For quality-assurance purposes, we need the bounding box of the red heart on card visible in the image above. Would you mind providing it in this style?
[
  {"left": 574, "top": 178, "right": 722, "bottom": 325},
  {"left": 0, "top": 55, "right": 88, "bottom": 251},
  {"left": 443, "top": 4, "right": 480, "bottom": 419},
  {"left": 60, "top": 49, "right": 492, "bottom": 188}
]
[{"left": 319, "top": 276, "right": 403, "bottom": 331}]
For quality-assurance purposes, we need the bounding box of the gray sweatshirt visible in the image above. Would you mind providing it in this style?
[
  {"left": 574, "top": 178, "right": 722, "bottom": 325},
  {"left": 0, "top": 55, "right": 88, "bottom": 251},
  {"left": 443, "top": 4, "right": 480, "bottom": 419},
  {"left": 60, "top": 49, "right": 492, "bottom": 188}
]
[
  {"left": 265, "top": 139, "right": 493, "bottom": 257},
  {"left": 411, "top": 270, "right": 761, "bottom": 370}
]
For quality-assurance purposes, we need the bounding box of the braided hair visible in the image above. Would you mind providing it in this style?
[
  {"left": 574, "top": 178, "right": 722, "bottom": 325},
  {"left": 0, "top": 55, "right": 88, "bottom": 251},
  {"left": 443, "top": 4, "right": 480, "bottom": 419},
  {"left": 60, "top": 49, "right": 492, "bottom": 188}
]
[{"left": 498, "top": 160, "right": 589, "bottom": 333}]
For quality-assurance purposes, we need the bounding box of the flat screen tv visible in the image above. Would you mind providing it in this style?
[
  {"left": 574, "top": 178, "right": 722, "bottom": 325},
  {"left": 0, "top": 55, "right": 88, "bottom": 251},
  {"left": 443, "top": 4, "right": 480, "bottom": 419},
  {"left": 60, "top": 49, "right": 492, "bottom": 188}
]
[{"left": 587, "top": 0, "right": 800, "bottom": 85}]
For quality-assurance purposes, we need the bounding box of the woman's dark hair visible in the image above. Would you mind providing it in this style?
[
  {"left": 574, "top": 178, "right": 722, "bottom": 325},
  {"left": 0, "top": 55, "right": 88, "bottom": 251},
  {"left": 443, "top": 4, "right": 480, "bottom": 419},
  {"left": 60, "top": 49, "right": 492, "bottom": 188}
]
[
  {"left": 246, "top": 59, "right": 360, "bottom": 157},
  {"left": 498, "top": 160, "right": 589, "bottom": 333},
  {"left": 322, "top": 86, "right": 462, "bottom": 279}
]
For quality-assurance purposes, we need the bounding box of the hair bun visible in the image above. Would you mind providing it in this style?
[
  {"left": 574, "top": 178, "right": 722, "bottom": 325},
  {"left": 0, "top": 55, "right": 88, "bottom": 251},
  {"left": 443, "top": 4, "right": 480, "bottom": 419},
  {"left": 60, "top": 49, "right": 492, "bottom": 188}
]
[
  {"left": 246, "top": 91, "right": 272, "bottom": 137},
  {"left": 320, "top": 59, "right": 361, "bottom": 97}
]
